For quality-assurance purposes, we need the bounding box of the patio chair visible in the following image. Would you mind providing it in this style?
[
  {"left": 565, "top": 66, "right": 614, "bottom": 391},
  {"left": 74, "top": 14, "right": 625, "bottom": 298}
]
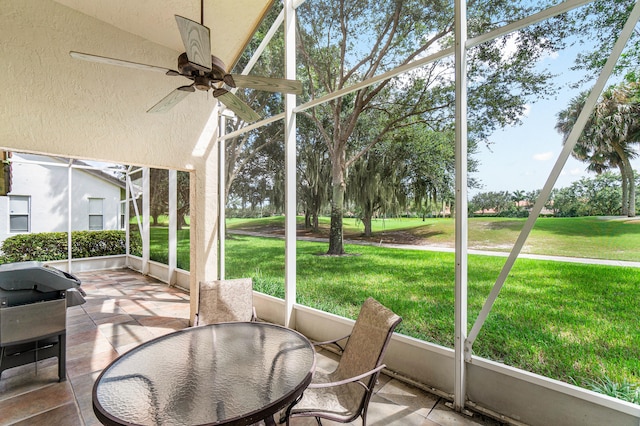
[
  {"left": 281, "top": 297, "right": 402, "bottom": 426},
  {"left": 195, "top": 278, "right": 257, "bottom": 325}
]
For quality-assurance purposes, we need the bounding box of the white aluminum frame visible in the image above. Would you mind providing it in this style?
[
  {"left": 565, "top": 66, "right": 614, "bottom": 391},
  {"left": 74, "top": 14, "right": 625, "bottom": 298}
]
[
  {"left": 453, "top": 0, "right": 469, "bottom": 411},
  {"left": 283, "top": 0, "right": 298, "bottom": 328},
  {"left": 466, "top": 0, "right": 640, "bottom": 357},
  {"left": 208, "top": 0, "right": 640, "bottom": 415},
  {"left": 218, "top": 114, "right": 227, "bottom": 280},
  {"left": 168, "top": 169, "right": 177, "bottom": 285}
]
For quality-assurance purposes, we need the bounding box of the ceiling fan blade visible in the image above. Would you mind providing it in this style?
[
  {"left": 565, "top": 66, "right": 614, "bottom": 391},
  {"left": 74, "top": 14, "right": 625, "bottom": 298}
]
[
  {"left": 213, "top": 89, "right": 261, "bottom": 123},
  {"left": 175, "top": 15, "right": 212, "bottom": 71},
  {"left": 69, "top": 51, "right": 180, "bottom": 76},
  {"left": 228, "top": 75, "right": 303, "bottom": 95},
  {"left": 147, "top": 85, "right": 195, "bottom": 113}
]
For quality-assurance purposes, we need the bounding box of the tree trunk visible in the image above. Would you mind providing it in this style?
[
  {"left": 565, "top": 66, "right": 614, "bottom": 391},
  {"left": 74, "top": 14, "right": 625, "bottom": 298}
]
[
  {"left": 619, "top": 164, "right": 629, "bottom": 216},
  {"left": 176, "top": 205, "right": 189, "bottom": 231},
  {"left": 613, "top": 143, "right": 635, "bottom": 217},
  {"left": 327, "top": 183, "right": 345, "bottom": 255},
  {"left": 362, "top": 214, "right": 373, "bottom": 237},
  {"left": 304, "top": 210, "right": 311, "bottom": 228},
  {"left": 625, "top": 163, "right": 636, "bottom": 217}
]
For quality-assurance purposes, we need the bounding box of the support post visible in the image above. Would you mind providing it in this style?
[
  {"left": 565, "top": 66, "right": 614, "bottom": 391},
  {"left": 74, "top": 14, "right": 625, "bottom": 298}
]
[
  {"left": 125, "top": 166, "right": 131, "bottom": 268},
  {"left": 189, "top": 104, "right": 221, "bottom": 325},
  {"left": 142, "top": 167, "right": 150, "bottom": 275},
  {"left": 67, "top": 159, "right": 73, "bottom": 272},
  {"left": 219, "top": 114, "right": 227, "bottom": 280},
  {"left": 283, "top": 0, "right": 297, "bottom": 328},
  {"left": 168, "top": 169, "right": 177, "bottom": 285},
  {"left": 453, "top": 0, "right": 468, "bottom": 412}
]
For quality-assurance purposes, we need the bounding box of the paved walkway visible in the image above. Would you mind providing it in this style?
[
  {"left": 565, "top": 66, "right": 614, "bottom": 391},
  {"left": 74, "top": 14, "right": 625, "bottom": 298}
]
[{"left": 229, "top": 230, "right": 640, "bottom": 268}]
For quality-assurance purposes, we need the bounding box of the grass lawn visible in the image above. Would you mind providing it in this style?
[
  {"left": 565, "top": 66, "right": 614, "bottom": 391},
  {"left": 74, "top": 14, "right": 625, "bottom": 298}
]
[
  {"left": 147, "top": 216, "right": 639, "bottom": 399},
  {"left": 147, "top": 226, "right": 191, "bottom": 270},
  {"left": 223, "top": 233, "right": 640, "bottom": 395},
  {"left": 226, "top": 215, "right": 640, "bottom": 261}
]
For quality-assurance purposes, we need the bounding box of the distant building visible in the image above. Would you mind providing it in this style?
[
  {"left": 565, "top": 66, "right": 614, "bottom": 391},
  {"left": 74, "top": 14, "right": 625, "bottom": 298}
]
[
  {"left": 0, "top": 152, "right": 125, "bottom": 244},
  {"left": 473, "top": 200, "right": 554, "bottom": 216}
]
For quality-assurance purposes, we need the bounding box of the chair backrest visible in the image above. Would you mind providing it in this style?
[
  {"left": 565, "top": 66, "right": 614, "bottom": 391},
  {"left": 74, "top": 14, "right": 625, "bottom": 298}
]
[
  {"left": 335, "top": 297, "right": 402, "bottom": 405},
  {"left": 196, "top": 278, "right": 254, "bottom": 325}
]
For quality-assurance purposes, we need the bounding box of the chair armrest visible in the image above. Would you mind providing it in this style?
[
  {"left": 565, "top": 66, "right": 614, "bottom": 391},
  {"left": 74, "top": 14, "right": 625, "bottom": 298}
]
[
  {"left": 311, "top": 334, "right": 351, "bottom": 352},
  {"left": 311, "top": 334, "right": 350, "bottom": 352},
  {"left": 307, "top": 364, "right": 386, "bottom": 389},
  {"left": 311, "top": 334, "right": 351, "bottom": 346}
]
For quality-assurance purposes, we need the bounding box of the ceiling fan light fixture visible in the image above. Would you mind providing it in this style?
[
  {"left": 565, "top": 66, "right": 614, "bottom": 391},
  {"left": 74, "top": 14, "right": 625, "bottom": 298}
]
[{"left": 194, "top": 76, "right": 211, "bottom": 91}]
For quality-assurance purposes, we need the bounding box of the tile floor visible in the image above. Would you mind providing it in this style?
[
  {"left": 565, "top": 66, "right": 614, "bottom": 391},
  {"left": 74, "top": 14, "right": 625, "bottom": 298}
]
[{"left": 0, "top": 269, "right": 504, "bottom": 426}]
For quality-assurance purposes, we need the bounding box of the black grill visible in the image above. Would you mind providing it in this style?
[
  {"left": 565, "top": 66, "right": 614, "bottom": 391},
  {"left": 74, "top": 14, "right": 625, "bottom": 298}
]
[{"left": 0, "top": 261, "right": 86, "bottom": 382}]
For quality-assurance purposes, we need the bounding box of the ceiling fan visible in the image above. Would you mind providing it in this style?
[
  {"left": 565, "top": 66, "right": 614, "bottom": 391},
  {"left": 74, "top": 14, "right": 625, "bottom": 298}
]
[{"left": 69, "top": 14, "right": 301, "bottom": 122}]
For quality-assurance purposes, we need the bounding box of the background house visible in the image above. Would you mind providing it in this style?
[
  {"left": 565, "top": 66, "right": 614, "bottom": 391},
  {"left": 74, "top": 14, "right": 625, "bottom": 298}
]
[{"left": 0, "top": 152, "right": 125, "bottom": 244}]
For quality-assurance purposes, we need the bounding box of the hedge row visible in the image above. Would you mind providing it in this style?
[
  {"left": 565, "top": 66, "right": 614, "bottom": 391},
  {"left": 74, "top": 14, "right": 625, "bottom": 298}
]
[{"left": 0, "top": 231, "right": 142, "bottom": 264}]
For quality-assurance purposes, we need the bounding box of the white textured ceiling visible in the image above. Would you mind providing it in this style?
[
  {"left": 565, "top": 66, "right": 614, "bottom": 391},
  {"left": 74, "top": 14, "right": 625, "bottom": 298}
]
[{"left": 52, "top": 0, "right": 275, "bottom": 71}]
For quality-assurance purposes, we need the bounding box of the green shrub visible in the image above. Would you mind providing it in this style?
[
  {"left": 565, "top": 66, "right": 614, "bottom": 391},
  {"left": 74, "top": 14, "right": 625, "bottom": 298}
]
[{"left": 0, "top": 231, "right": 141, "bottom": 263}]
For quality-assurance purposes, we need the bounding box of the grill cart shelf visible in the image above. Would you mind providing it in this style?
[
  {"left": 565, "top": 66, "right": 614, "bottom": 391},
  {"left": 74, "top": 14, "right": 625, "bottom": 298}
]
[{"left": 0, "top": 262, "right": 85, "bottom": 382}]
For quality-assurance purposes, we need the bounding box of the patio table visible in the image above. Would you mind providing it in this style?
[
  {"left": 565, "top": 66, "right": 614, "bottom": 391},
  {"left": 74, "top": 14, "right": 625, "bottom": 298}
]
[{"left": 92, "top": 322, "right": 316, "bottom": 426}]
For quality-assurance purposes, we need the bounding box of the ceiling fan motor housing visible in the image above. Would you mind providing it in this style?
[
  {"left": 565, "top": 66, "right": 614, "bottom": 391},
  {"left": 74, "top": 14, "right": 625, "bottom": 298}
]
[{"left": 178, "top": 52, "right": 228, "bottom": 90}]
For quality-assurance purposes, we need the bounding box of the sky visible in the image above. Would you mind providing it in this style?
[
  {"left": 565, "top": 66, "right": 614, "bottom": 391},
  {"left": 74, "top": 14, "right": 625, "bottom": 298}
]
[{"left": 469, "top": 31, "right": 640, "bottom": 196}]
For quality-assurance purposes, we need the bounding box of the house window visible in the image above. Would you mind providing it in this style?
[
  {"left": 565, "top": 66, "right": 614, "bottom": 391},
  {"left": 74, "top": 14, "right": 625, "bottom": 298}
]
[
  {"left": 89, "top": 198, "right": 104, "bottom": 230},
  {"left": 9, "top": 195, "right": 30, "bottom": 233}
]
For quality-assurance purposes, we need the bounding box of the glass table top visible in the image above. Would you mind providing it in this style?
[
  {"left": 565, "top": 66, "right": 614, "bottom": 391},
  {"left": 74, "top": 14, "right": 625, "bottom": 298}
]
[{"left": 93, "top": 322, "right": 316, "bottom": 426}]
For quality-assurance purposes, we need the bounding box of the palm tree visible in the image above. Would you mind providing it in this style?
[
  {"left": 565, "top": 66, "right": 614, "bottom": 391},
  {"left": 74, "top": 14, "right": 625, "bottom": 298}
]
[
  {"left": 595, "top": 84, "right": 640, "bottom": 216},
  {"left": 511, "top": 190, "right": 526, "bottom": 210},
  {"left": 556, "top": 85, "right": 639, "bottom": 217}
]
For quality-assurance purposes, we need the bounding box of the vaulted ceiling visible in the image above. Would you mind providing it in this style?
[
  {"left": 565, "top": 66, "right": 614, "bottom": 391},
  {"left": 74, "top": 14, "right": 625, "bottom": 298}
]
[{"left": 1, "top": 0, "right": 275, "bottom": 170}]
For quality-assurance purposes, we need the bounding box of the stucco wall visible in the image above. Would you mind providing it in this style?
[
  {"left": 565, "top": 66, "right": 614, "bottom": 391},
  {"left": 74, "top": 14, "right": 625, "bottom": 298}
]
[{"left": 1, "top": 0, "right": 216, "bottom": 171}]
